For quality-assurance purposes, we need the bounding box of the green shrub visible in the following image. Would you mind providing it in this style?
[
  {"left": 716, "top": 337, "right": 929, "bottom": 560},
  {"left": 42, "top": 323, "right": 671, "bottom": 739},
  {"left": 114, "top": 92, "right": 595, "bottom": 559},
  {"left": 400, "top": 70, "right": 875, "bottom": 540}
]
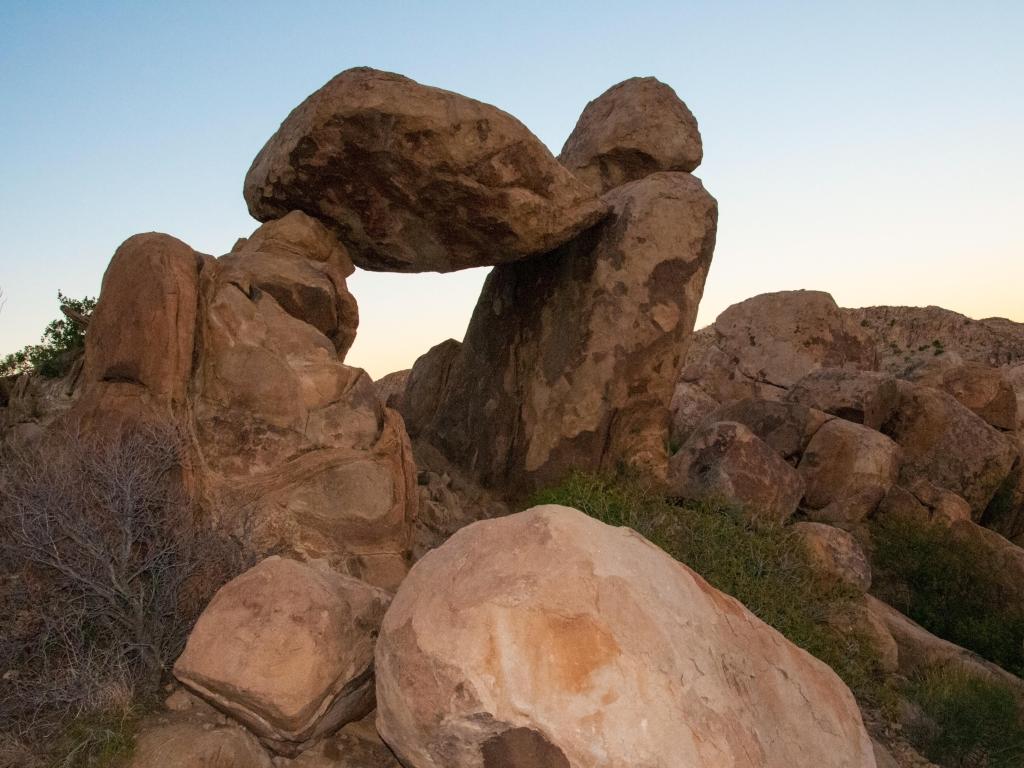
[
  {"left": 0, "top": 291, "right": 96, "bottom": 378},
  {"left": 905, "top": 666, "right": 1024, "bottom": 768},
  {"left": 871, "top": 515, "right": 1024, "bottom": 676},
  {"left": 530, "top": 471, "right": 891, "bottom": 706}
]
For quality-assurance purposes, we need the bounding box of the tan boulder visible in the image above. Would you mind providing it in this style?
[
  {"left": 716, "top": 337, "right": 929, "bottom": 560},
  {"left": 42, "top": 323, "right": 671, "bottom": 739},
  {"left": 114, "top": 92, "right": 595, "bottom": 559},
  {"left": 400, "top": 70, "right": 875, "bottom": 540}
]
[
  {"left": 825, "top": 599, "right": 899, "bottom": 674},
  {"left": 411, "top": 172, "right": 717, "bottom": 494},
  {"left": 882, "top": 382, "right": 1016, "bottom": 518},
  {"left": 787, "top": 368, "right": 899, "bottom": 430},
  {"left": 128, "top": 712, "right": 272, "bottom": 768},
  {"left": 399, "top": 338, "right": 462, "bottom": 439},
  {"left": 174, "top": 556, "right": 390, "bottom": 755},
  {"left": 375, "top": 505, "right": 875, "bottom": 768},
  {"left": 678, "top": 329, "right": 789, "bottom": 405},
  {"left": 798, "top": 418, "right": 900, "bottom": 524},
  {"left": 668, "top": 380, "right": 720, "bottom": 448},
  {"left": 710, "top": 290, "right": 877, "bottom": 390},
  {"left": 558, "top": 76, "right": 702, "bottom": 194},
  {"left": 74, "top": 232, "right": 200, "bottom": 425},
  {"left": 372, "top": 369, "right": 411, "bottom": 411},
  {"left": 910, "top": 361, "right": 1017, "bottom": 430},
  {"left": 669, "top": 421, "right": 805, "bottom": 523},
  {"left": 193, "top": 228, "right": 417, "bottom": 588},
  {"left": 282, "top": 713, "right": 401, "bottom": 768},
  {"left": 706, "top": 397, "right": 832, "bottom": 463},
  {"left": 219, "top": 211, "right": 359, "bottom": 357},
  {"left": 792, "top": 521, "right": 872, "bottom": 591},
  {"left": 244, "top": 67, "right": 607, "bottom": 273}
]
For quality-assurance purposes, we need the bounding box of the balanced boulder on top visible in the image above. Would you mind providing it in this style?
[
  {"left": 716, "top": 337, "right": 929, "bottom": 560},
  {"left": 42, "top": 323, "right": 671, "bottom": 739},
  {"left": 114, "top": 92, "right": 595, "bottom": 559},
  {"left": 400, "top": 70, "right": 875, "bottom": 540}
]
[{"left": 244, "top": 67, "right": 608, "bottom": 273}]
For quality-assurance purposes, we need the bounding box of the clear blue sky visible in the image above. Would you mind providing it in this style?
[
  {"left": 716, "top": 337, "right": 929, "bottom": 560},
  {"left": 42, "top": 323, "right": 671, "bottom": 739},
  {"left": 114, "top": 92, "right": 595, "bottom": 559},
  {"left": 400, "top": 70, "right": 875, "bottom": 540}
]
[{"left": 2, "top": 1, "right": 1022, "bottom": 378}]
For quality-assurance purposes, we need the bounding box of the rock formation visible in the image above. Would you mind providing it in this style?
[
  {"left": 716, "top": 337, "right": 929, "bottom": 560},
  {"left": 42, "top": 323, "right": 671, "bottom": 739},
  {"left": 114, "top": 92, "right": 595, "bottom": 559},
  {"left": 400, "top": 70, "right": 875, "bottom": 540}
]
[
  {"left": 375, "top": 505, "right": 875, "bottom": 768},
  {"left": 244, "top": 68, "right": 607, "bottom": 273},
  {"left": 408, "top": 172, "right": 717, "bottom": 494}
]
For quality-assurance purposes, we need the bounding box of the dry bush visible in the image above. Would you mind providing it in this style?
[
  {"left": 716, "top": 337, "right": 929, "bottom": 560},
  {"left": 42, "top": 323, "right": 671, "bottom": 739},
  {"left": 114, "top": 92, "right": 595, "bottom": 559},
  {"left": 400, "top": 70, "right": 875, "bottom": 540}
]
[{"left": 0, "top": 422, "right": 251, "bottom": 765}]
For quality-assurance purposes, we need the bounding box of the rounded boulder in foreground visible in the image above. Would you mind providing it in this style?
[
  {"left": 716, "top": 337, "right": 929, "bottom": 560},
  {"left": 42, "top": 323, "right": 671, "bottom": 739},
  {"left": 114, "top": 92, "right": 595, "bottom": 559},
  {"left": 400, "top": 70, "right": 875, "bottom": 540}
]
[{"left": 375, "top": 505, "right": 875, "bottom": 768}]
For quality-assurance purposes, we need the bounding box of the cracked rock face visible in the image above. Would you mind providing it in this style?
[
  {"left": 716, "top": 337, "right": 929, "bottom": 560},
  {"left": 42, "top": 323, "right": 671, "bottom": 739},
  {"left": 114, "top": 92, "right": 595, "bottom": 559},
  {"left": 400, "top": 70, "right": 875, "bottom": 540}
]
[
  {"left": 174, "top": 556, "right": 390, "bottom": 756},
  {"left": 244, "top": 67, "right": 607, "bottom": 273},
  {"left": 375, "top": 505, "right": 875, "bottom": 768},
  {"left": 409, "top": 171, "right": 717, "bottom": 495}
]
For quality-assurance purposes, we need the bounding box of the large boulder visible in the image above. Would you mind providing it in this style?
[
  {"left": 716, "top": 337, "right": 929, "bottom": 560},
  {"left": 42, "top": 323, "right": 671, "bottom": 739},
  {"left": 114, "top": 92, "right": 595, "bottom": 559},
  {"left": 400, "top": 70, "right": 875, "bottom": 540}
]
[
  {"left": 668, "top": 421, "right": 805, "bottom": 523},
  {"left": 74, "top": 233, "right": 201, "bottom": 425},
  {"left": 798, "top": 418, "right": 900, "bottom": 524},
  {"left": 127, "top": 712, "right": 272, "bottom": 768},
  {"left": 193, "top": 218, "right": 417, "bottom": 589},
  {"left": 411, "top": 172, "right": 717, "bottom": 494},
  {"left": 244, "top": 68, "right": 607, "bottom": 273},
  {"left": 909, "top": 361, "right": 1017, "bottom": 430},
  {"left": 708, "top": 291, "right": 877, "bottom": 391},
  {"left": 174, "top": 557, "right": 390, "bottom": 755},
  {"left": 558, "top": 76, "right": 702, "bottom": 194},
  {"left": 375, "top": 505, "right": 875, "bottom": 768},
  {"left": 786, "top": 369, "right": 899, "bottom": 430},
  {"left": 400, "top": 338, "right": 462, "bottom": 439},
  {"left": 882, "top": 382, "right": 1016, "bottom": 518}
]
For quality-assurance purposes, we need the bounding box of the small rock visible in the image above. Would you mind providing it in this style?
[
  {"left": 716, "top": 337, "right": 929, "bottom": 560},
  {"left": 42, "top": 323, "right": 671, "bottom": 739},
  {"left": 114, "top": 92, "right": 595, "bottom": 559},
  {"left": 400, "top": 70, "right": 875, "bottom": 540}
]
[{"left": 792, "top": 521, "right": 872, "bottom": 591}]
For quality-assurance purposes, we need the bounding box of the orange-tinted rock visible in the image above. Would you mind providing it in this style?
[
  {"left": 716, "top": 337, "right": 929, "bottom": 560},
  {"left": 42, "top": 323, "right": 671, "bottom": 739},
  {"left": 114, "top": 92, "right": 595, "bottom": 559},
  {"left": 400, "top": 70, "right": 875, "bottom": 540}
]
[
  {"left": 558, "top": 76, "right": 702, "bottom": 194},
  {"left": 375, "top": 505, "right": 875, "bottom": 768},
  {"left": 910, "top": 361, "right": 1017, "bottom": 430},
  {"left": 244, "top": 68, "right": 607, "bottom": 273},
  {"left": 668, "top": 421, "right": 805, "bottom": 523},
  {"left": 174, "top": 557, "right": 389, "bottom": 755},
  {"left": 798, "top": 419, "right": 900, "bottom": 524},
  {"left": 127, "top": 712, "right": 272, "bottom": 768},
  {"left": 792, "top": 521, "right": 872, "bottom": 591}
]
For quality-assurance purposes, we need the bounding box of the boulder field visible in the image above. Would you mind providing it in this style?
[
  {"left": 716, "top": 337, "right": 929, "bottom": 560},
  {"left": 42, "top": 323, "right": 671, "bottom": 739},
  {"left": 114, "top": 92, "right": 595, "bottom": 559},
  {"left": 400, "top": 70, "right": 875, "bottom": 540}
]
[{"left": 5, "top": 65, "right": 1024, "bottom": 768}]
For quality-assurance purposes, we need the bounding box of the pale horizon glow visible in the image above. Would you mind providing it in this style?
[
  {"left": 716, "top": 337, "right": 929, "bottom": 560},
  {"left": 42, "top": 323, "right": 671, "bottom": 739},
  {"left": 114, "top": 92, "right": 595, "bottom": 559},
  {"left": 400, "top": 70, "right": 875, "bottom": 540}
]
[{"left": 1, "top": 2, "right": 1021, "bottom": 380}]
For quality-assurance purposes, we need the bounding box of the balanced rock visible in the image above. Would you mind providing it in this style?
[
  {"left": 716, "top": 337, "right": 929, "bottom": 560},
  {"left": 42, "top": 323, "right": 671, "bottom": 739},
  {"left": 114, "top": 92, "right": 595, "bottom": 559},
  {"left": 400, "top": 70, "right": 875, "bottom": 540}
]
[
  {"left": 798, "top": 418, "right": 900, "bottom": 524},
  {"left": 882, "top": 382, "right": 1016, "bottom": 518},
  {"left": 558, "top": 76, "right": 702, "bottom": 194},
  {"left": 175, "top": 557, "right": 390, "bottom": 755},
  {"left": 668, "top": 421, "right": 805, "bottom": 523},
  {"left": 787, "top": 368, "right": 899, "bottom": 430},
  {"left": 411, "top": 171, "right": 717, "bottom": 493},
  {"left": 244, "top": 68, "right": 607, "bottom": 272},
  {"left": 375, "top": 505, "right": 875, "bottom": 768}
]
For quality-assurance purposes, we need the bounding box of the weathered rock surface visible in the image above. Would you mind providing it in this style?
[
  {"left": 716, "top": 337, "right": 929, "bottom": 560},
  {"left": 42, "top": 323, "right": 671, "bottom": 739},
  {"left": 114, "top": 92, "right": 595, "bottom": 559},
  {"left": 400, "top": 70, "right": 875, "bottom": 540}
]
[
  {"left": 876, "top": 479, "right": 973, "bottom": 526},
  {"left": 669, "top": 421, "right": 805, "bottom": 523},
  {"left": 909, "top": 361, "right": 1017, "bottom": 430},
  {"left": 881, "top": 382, "right": 1016, "bottom": 518},
  {"left": 411, "top": 172, "right": 717, "bottom": 494},
  {"left": 280, "top": 713, "right": 402, "bottom": 767},
  {"left": 127, "top": 712, "right": 273, "bottom": 768},
  {"left": 705, "top": 397, "right": 832, "bottom": 463},
  {"left": 74, "top": 233, "right": 201, "bottom": 426},
  {"left": 399, "top": 338, "right": 462, "bottom": 439},
  {"left": 375, "top": 505, "right": 875, "bottom": 768},
  {"left": 244, "top": 67, "right": 607, "bottom": 273},
  {"left": 558, "top": 76, "right": 702, "bottom": 194},
  {"left": 175, "top": 556, "right": 389, "bottom": 755},
  {"left": 787, "top": 369, "right": 899, "bottom": 430},
  {"left": 372, "top": 369, "right": 411, "bottom": 410},
  {"left": 793, "top": 521, "right": 872, "bottom": 591},
  {"left": 668, "top": 380, "right": 720, "bottom": 447},
  {"left": 193, "top": 217, "right": 417, "bottom": 589},
  {"left": 707, "top": 290, "right": 878, "bottom": 391},
  {"left": 799, "top": 418, "right": 901, "bottom": 524}
]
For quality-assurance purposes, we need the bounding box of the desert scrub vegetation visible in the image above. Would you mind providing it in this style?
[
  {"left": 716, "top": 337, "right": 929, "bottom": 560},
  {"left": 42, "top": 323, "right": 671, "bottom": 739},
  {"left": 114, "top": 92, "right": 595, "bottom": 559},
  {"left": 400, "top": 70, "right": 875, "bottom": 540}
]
[
  {"left": 905, "top": 665, "right": 1024, "bottom": 768},
  {"left": 530, "top": 471, "right": 892, "bottom": 707},
  {"left": 870, "top": 514, "right": 1024, "bottom": 677},
  {"left": 0, "top": 291, "right": 96, "bottom": 379},
  {"left": 0, "top": 424, "right": 250, "bottom": 767}
]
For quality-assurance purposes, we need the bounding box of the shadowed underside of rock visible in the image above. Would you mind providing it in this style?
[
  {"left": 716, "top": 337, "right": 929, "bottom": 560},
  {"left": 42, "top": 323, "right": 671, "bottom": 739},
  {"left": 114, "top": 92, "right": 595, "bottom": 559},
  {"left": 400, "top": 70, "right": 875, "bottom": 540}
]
[{"left": 244, "top": 67, "right": 608, "bottom": 273}]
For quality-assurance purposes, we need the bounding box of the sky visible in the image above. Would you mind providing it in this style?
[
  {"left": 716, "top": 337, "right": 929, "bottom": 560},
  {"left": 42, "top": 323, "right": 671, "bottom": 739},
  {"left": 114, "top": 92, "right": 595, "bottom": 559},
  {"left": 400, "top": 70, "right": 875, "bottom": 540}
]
[{"left": 1, "top": 1, "right": 1021, "bottom": 380}]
